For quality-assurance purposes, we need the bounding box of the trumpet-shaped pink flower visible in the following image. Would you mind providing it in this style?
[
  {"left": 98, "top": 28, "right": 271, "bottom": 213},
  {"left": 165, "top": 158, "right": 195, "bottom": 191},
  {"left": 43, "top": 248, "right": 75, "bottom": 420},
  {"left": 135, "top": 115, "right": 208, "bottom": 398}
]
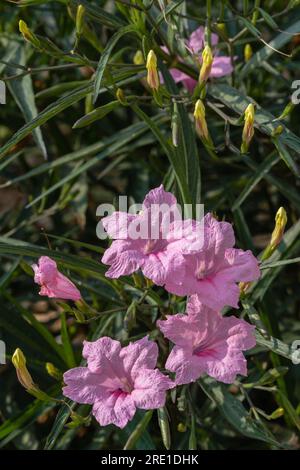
[
  {"left": 165, "top": 214, "right": 260, "bottom": 310},
  {"left": 101, "top": 185, "right": 186, "bottom": 287},
  {"left": 158, "top": 298, "right": 256, "bottom": 384},
  {"left": 165, "top": 26, "right": 233, "bottom": 92},
  {"left": 32, "top": 256, "right": 81, "bottom": 301},
  {"left": 63, "top": 336, "right": 173, "bottom": 428}
]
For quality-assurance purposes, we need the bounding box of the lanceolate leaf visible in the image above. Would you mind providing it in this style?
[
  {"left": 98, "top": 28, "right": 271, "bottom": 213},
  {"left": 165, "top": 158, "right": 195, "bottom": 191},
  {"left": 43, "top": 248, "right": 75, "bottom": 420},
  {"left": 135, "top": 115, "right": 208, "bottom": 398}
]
[
  {"left": 199, "top": 376, "right": 281, "bottom": 447},
  {"left": 93, "top": 25, "right": 136, "bottom": 104},
  {"left": 5, "top": 44, "right": 47, "bottom": 159}
]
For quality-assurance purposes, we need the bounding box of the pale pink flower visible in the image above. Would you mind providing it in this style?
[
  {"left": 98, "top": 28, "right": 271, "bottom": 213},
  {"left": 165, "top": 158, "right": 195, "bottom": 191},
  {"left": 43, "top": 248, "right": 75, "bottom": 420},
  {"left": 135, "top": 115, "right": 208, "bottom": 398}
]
[
  {"left": 32, "top": 256, "right": 81, "bottom": 301},
  {"left": 163, "top": 26, "right": 233, "bottom": 92},
  {"left": 101, "top": 185, "right": 186, "bottom": 287},
  {"left": 165, "top": 214, "right": 260, "bottom": 311},
  {"left": 157, "top": 298, "right": 256, "bottom": 384},
  {"left": 63, "top": 336, "right": 173, "bottom": 428}
]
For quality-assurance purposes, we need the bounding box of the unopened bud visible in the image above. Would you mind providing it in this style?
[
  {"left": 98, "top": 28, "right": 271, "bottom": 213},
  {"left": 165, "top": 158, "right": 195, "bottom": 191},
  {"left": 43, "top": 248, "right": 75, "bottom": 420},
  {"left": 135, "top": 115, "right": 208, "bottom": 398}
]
[
  {"left": 277, "top": 102, "right": 295, "bottom": 121},
  {"left": 177, "top": 422, "right": 187, "bottom": 432},
  {"left": 262, "top": 207, "right": 287, "bottom": 261},
  {"left": 116, "top": 88, "right": 127, "bottom": 105},
  {"left": 12, "top": 348, "right": 36, "bottom": 391},
  {"left": 239, "top": 281, "right": 251, "bottom": 295},
  {"left": 269, "top": 407, "right": 284, "bottom": 420},
  {"left": 241, "top": 103, "right": 255, "bottom": 153},
  {"left": 46, "top": 362, "right": 62, "bottom": 381},
  {"left": 216, "top": 23, "right": 227, "bottom": 37},
  {"left": 272, "top": 124, "right": 284, "bottom": 136},
  {"left": 146, "top": 50, "right": 160, "bottom": 90},
  {"left": 19, "top": 20, "right": 40, "bottom": 48},
  {"left": 133, "top": 50, "right": 144, "bottom": 65},
  {"left": 244, "top": 44, "right": 253, "bottom": 62},
  {"left": 199, "top": 45, "right": 213, "bottom": 82},
  {"left": 76, "top": 5, "right": 86, "bottom": 36},
  {"left": 194, "top": 99, "right": 211, "bottom": 145},
  {"left": 270, "top": 207, "right": 287, "bottom": 250},
  {"left": 12, "top": 348, "right": 52, "bottom": 401}
]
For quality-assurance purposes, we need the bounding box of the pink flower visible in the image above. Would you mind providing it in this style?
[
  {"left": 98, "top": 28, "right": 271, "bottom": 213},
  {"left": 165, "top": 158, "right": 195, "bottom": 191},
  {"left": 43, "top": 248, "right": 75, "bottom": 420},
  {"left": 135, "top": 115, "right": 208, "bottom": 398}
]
[
  {"left": 63, "top": 336, "right": 173, "bottom": 428},
  {"left": 101, "top": 185, "right": 186, "bottom": 287},
  {"left": 164, "top": 26, "right": 233, "bottom": 92},
  {"left": 157, "top": 298, "right": 256, "bottom": 385},
  {"left": 32, "top": 256, "right": 81, "bottom": 301},
  {"left": 165, "top": 214, "right": 260, "bottom": 310}
]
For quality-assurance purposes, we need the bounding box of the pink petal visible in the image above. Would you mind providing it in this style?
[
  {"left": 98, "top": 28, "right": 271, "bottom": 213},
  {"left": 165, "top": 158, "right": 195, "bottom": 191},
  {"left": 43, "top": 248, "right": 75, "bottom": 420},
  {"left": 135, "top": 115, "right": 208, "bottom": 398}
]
[
  {"left": 157, "top": 313, "right": 207, "bottom": 350},
  {"left": 120, "top": 336, "right": 158, "bottom": 380},
  {"left": 165, "top": 346, "right": 205, "bottom": 385},
  {"left": 142, "top": 184, "right": 177, "bottom": 209},
  {"left": 83, "top": 337, "right": 123, "bottom": 377},
  {"left": 211, "top": 56, "right": 233, "bottom": 77},
  {"left": 102, "top": 212, "right": 137, "bottom": 239},
  {"left": 92, "top": 392, "right": 136, "bottom": 428},
  {"left": 190, "top": 273, "right": 241, "bottom": 310},
  {"left": 63, "top": 367, "right": 108, "bottom": 404},
  {"left": 131, "top": 369, "right": 173, "bottom": 409},
  {"left": 32, "top": 256, "right": 57, "bottom": 285},
  {"left": 142, "top": 249, "right": 186, "bottom": 286},
  {"left": 220, "top": 248, "right": 260, "bottom": 282},
  {"left": 188, "top": 26, "right": 219, "bottom": 53},
  {"left": 102, "top": 241, "right": 145, "bottom": 278}
]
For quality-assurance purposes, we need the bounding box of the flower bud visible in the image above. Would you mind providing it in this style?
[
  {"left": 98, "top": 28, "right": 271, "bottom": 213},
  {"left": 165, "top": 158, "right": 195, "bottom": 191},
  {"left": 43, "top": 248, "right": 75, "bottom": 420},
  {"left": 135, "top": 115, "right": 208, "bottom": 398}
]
[
  {"left": 194, "top": 99, "right": 210, "bottom": 143},
  {"left": 12, "top": 348, "right": 36, "bottom": 391},
  {"left": 116, "top": 88, "right": 127, "bottom": 105},
  {"left": 133, "top": 50, "right": 144, "bottom": 65},
  {"left": 262, "top": 207, "right": 287, "bottom": 261},
  {"left": 277, "top": 101, "right": 295, "bottom": 121},
  {"left": 76, "top": 5, "right": 85, "bottom": 36},
  {"left": 177, "top": 422, "right": 187, "bottom": 432},
  {"left": 19, "top": 20, "right": 40, "bottom": 48},
  {"left": 146, "top": 50, "right": 160, "bottom": 90},
  {"left": 244, "top": 44, "right": 253, "bottom": 62},
  {"left": 46, "top": 362, "right": 63, "bottom": 381},
  {"left": 241, "top": 103, "right": 255, "bottom": 153},
  {"left": 272, "top": 124, "right": 284, "bottom": 136},
  {"left": 12, "top": 348, "right": 51, "bottom": 401},
  {"left": 199, "top": 45, "right": 213, "bottom": 83},
  {"left": 270, "top": 207, "right": 287, "bottom": 250},
  {"left": 269, "top": 407, "right": 284, "bottom": 420}
]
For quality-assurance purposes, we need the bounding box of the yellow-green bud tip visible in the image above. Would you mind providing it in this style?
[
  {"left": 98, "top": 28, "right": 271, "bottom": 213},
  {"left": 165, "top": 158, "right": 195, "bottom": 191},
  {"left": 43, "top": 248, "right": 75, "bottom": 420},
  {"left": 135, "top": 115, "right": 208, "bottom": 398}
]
[
  {"left": 133, "top": 50, "right": 144, "bottom": 65},
  {"left": 194, "top": 99, "right": 209, "bottom": 142},
  {"left": 12, "top": 348, "right": 26, "bottom": 370},
  {"left": 199, "top": 45, "right": 213, "bottom": 82},
  {"left": 244, "top": 44, "right": 253, "bottom": 62},
  {"left": 270, "top": 207, "right": 287, "bottom": 250},
  {"left": 146, "top": 50, "right": 160, "bottom": 90}
]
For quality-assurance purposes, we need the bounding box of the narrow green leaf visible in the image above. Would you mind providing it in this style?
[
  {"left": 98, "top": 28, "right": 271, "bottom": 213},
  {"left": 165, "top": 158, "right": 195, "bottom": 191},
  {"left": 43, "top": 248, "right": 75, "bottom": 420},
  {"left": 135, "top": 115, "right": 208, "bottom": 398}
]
[
  {"left": 93, "top": 25, "right": 135, "bottom": 104},
  {"left": 232, "top": 152, "right": 280, "bottom": 211},
  {"left": 240, "top": 19, "right": 300, "bottom": 78},
  {"left": 199, "top": 376, "right": 281, "bottom": 447},
  {"left": 123, "top": 410, "right": 153, "bottom": 450},
  {"left": 273, "top": 139, "right": 300, "bottom": 177},
  {"left": 257, "top": 8, "right": 278, "bottom": 30},
  {"left": 73, "top": 101, "right": 119, "bottom": 128},
  {"left": 60, "top": 313, "right": 76, "bottom": 368},
  {"left": 6, "top": 44, "right": 47, "bottom": 159}
]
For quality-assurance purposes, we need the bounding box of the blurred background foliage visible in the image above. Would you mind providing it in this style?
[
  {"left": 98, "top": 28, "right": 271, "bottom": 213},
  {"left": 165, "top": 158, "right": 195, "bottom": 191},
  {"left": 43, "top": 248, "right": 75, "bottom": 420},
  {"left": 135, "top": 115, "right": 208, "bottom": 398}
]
[{"left": 0, "top": 0, "right": 300, "bottom": 450}]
